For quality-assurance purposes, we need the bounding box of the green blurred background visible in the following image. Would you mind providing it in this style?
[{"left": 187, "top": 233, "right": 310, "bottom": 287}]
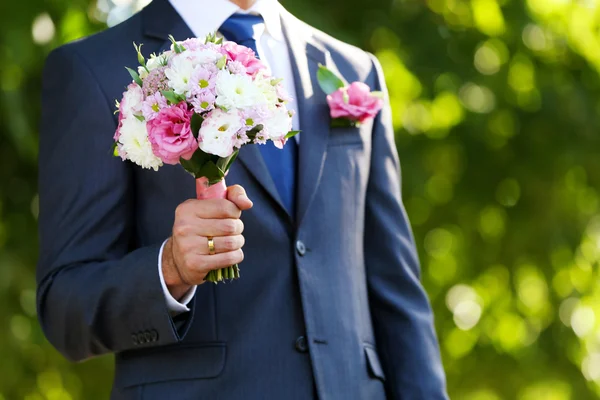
[{"left": 1, "top": 0, "right": 600, "bottom": 398}]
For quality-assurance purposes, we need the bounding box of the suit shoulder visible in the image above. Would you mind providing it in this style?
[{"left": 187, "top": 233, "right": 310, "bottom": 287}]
[
  {"left": 46, "top": 11, "right": 144, "bottom": 76},
  {"left": 291, "top": 17, "right": 375, "bottom": 83}
]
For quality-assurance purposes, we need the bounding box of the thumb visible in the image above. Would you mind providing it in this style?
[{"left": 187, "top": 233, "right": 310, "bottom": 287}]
[{"left": 227, "top": 185, "right": 253, "bottom": 211}]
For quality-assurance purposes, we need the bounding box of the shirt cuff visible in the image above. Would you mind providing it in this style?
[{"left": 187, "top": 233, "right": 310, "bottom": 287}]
[{"left": 158, "top": 239, "right": 196, "bottom": 315}]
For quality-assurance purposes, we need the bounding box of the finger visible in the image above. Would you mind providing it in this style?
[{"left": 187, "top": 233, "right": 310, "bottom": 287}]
[
  {"left": 200, "top": 249, "right": 245, "bottom": 271},
  {"left": 227, "top": 185, "right": 253, "bottom": 211},
  {"left": 198, "top": 235, "right": 245, "bottom": 255},
  {"left": 180, "top": 198, "right": 242, "bottom": 219},
  {"left": 173, "top": 218, "right": 244, "bottom": 238}
]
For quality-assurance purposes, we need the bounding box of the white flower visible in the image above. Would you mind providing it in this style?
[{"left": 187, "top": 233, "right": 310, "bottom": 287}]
[
  {"left": 215, "top": 70, "right": 266, "bottom": 110},
  {"left": 138, "top": 65, "right": 148, "bottom": 80},
  {"left": 263, "top": 105, "right": 293, "bottom": 140},
  {"left": 147, "top": 54, "right": 166, "bottom": 71},
  {"left": 119, "top": 116, "right": 163, "bottom": 171},
  {"left": 254, "top": 72, "right": 278, "bottom": 105},
  {"left": 187, "top": 48, "right": 221, "bottom": 67},
  {"left": 199, "top": 109, "right": 244, "bottom": 157},
  {"left": 165, "top": 54, "right": 194, "bottom": 95},
  {"left": 121, "top": 83, "right": 144, "bottom": 118}
]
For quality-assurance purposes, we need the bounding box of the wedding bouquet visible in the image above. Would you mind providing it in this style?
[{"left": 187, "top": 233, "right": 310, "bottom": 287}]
[{"left": 113, "top": 33, "right": 298, "bottom": 283}]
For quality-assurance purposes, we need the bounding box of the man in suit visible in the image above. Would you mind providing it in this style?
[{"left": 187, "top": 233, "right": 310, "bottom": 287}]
[{"left": 37, "top": 0, "right": 448, "bottom": 398}]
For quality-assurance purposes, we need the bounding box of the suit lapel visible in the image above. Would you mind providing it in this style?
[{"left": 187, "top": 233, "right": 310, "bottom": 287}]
[{"left": 281, "top": 11, "right": 330, "bottom": 226}]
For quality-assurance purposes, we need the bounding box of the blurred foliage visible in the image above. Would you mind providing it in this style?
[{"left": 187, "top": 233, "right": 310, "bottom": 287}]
[{"left": 2, "top": 0, "right": 600, "bottom": 398}]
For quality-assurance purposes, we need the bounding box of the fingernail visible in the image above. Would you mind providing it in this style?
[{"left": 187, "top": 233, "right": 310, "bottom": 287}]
[{"left": 237, "top": 195, "right": 249, "bottom": 203}]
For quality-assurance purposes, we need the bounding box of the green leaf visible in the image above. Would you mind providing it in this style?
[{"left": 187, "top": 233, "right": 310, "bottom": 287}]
[
  {"left": 111, "top": 142, "right": 119, "bottom": 157},
  {"left": 168, "top": 34, "right": 184, "bottom": 53},
  {"left": 330, "top": 118, "right": 357, "bottom": 128},
  {"left": 285, "top": 130, "right": 301, "bottom": 139},
  {"left": 223, "top": 150, "right": 239, "bottom": 172},
  {"left": 190, "top": 113, "right": 204, "bottom": 139},
  {"left": 216, "top": 150, "right": 239, "bottom": 173},
  {"left": 317, "top": 64, "right": 346, "bottom": 95},
  {"left": 161, "top": 90, "right": 183, "bottom": 105},
  {"left": 245, "top": 124, "right": 264, "bottom": 140},
  {"left": 134, "top": 114, "right": 145, "bottom": 122},
  {"left": 197, "top": 161, "right": 225, "bottom": 184},
  {"left": 216, "top": 55, "right": 227, "bottom": 69},
  {"left": 125, "top": 66, "right": 142, "bottom": 87}
]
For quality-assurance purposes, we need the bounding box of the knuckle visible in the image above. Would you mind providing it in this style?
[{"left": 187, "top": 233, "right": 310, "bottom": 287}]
[
  {"left": 173, "top": 223, "right": 190, "bottom": 237},
  {"left": 222, "top": 236, "right": 235, "bottom": 250},
  {"left": 220, "top": 219, "right": 237, "bottom": 235}
]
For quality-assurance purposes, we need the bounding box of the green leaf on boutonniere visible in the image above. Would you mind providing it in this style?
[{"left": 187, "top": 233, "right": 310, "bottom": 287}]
[
  {"left": 190, "top": 113, "right": 204, "bottom": 139},
  {"left": 161, "top": 90, "right": 183, "bottom": 105},
  {"left": 331, "top": 118, "right": 358, "bottom": 128},
  {"left": 285, "top": 130, "right": 301, "bottom": 139},
  {"left": 125, "top": 67, "right": 143, "bottom": 87},
  {"left": 317, "top": 64, "right": 346, "bottom": 95},
  {"left": 134, "top": 114, "right": 145, "bottom": 122}
]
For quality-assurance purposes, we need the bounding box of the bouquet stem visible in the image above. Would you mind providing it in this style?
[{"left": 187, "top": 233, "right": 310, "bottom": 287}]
[{"left": 196, "top": 177, "right": 240, "bottom": 283}]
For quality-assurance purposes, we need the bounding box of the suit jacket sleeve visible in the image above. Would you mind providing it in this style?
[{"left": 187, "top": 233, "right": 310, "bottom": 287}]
[
  {"left": 36, "top": 45, "right": 191, "bottom": 362},
  {"left": 364, "top": 53, "right": 449, "bottom": 400}
]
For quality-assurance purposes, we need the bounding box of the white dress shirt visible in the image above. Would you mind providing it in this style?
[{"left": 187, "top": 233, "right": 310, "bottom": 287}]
[{"left": 160, "top": 0, "right": 298, "bottom": 314}]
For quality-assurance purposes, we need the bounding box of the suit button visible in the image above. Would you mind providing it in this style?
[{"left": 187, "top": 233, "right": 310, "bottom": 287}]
[
  {"left": 296, "top": 241, "right": 306, "bottom": 256},
  {"left": 137, "top": 332, "right": 146, "bottom": 344},
  {"left": 150, "top": 329, "right": 159, "bottom": 342},
  {"left": 295, "top": 336, "right": 308, "bottom": 353},
  {"left": 144, "top": 331, "right": 152, "bottom": 343},
  {"left": 132, "top": 334, "right": 139, "bottom": 345}
]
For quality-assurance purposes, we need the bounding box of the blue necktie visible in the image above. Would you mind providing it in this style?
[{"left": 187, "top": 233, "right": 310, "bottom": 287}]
[{"left": 220, "top": 14, "right": 298, "bottom": 216}]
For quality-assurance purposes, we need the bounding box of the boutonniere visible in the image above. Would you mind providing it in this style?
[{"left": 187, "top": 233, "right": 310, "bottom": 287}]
[{"left": 317, "top": 65, "right": 384, "bottom": 127}]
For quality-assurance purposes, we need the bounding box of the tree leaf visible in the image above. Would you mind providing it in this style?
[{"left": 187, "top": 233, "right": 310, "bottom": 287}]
[
  {"left": 125, "top": 66, "right": 142, "bottom": 87},
  {"left": 190, "top": 113, "right": 204, "bottom": 139},
  {"left": 317, "top": 64, "right": 346, "bottom": 95}
]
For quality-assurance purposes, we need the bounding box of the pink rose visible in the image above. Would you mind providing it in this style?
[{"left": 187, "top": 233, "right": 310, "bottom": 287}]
[
  {"left": 326, "top": 82, "right": 384, "bottom": 124},
  {"left": 147, "top": 102, "right": 197, "bottom": 164},
  {"left": 220, "top": 42, "right": 266, "bottom": 76}
]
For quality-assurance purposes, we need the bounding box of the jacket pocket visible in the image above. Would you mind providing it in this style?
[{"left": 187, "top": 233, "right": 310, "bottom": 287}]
[
  {"left": 364, "top": 343, "right": 386, "bottom": 381},
  {"left": 114, "top": 342, "right": 226, "bottom": 388},
  {"left": 328, "top": 127, "right": 364, "bottom": 147}
]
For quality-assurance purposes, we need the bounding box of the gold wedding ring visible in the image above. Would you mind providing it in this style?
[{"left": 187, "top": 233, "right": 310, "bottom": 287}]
[{"left": 207, "top": 237, "right": 216, "bottom": 255}]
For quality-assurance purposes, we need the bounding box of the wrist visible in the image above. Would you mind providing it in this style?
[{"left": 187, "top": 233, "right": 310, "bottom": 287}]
[{"left": 161, "top": 238, "right": 193, "bottom": 301}]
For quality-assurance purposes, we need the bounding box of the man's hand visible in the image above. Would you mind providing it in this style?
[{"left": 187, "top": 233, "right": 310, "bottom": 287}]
[{"left": 162, "top": 185, "right": 253, "bottom": 300}]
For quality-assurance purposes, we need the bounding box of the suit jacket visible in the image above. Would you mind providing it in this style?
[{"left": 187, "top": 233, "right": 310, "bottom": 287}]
[{"left": 36, "top": 1, "right": 448, "bottom": 399}]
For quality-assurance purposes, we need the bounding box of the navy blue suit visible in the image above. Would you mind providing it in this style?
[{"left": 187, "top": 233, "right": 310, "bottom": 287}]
[{"left": 37, "top": 1, "right": 448, "bottom": 398}]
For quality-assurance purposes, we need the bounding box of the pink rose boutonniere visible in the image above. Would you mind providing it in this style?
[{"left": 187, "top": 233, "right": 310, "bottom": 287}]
[{"left": 317, "top": 65, "right": 384, "bottom": 127}]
